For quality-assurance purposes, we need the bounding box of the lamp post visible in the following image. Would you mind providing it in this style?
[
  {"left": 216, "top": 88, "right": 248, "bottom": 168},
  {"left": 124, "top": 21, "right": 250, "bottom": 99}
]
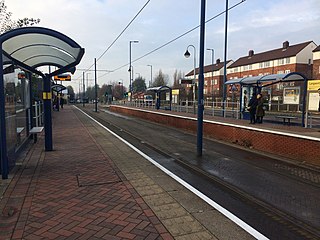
[
  {"left": 184, "top": 45, "right": 196, "bottom": 114},
  {"left": 129, "top": 40, "right": 139, "bottom": 101},
  {"left": 197, "top": 0, "right": 206, "bottom": 156},
  {"left": 206, "top": 48, "right": 214, "bottom": 102},
  {"left": 147, "top": 64, "right": 153, "bottom": 87},
  {"left": 118, "top": 79, "right": 123, "bottom": 100},
  {"left": 223, "top": 0, "right": 229, "bottom": 107}
]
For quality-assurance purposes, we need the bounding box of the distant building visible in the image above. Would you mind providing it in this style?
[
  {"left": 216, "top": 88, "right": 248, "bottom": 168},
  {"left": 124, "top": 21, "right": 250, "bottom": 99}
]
[
  {"left": 227, "top": 41, "right": 316, "bottom": 80},
  {"left": 185, "top": 59, "right": 233, "bottom": 101},
  {"left": 313, "top": 45, "right": 320, "bottom": 79}
]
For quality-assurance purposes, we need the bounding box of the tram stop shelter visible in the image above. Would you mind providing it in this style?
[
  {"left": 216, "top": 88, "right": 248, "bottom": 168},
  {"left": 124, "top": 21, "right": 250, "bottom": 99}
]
[
  {"left": 146, "top": 86, "right": 172, "bottom": 110},
  {"left": 0, "top": 27, "right": 85, "bottom": 179},
  {"left": 225, "top": 72, "right": 307, "bottom": 127}
]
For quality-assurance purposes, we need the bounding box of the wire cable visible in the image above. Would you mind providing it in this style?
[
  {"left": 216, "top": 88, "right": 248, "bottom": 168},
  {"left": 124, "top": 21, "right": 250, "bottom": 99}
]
[
  {"left": 81, "top": 0, "right": 151, "bottom": 73},
  {"left": 101, "top": 0, "right": 246, "bottom": 78}
]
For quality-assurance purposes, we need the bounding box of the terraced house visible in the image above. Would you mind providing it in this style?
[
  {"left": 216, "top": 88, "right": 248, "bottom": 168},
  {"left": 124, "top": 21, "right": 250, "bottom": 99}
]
[{"left": 313, "top": 45, "right": 320, "bottom": 80}]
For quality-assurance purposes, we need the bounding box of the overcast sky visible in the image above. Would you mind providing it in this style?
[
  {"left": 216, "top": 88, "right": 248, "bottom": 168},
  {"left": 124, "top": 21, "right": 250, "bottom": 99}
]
[{"left": 6, "top": 0, "right": 320, "bottom": 92}]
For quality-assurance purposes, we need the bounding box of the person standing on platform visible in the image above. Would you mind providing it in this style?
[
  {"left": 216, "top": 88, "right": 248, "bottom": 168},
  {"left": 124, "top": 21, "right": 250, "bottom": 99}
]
[
  {"left": 256, "top": 93, "right": 265, "bottom": 123},
  {"left": 60, "top": 94, "right": 64, "bottom": 109},
  {"left": 248, "top": 93, "right": 258, "bottom": 124}
]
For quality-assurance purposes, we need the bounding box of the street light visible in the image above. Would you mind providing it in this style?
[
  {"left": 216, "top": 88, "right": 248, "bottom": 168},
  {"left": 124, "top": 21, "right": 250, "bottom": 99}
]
[
  {"left": 147, "top": 64, "right": 152, "bottom": 87},
  {"left": 129, "top": 40, "right": 139, "bottom": 101},
  {"left": 206, "top": 48, "right": 214, "bottom": 101},
  {"left": 184, "top": 44, "right": 196, "bottom": 114},
  {"left": 118, "top": 79, "right": 123, "bottom": 100}
]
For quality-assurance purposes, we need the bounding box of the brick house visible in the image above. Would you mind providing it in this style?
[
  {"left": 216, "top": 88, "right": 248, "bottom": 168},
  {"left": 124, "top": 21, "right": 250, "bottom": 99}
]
[
  {"left": 227, "top": 41, "right": 316, "bottom": 80},
  {"left": 185, "top": 59, "right": 233, "bottom": 101},
  {"left": 313, "top": 45, "right": 320, "bottom": 80},
  {"left": 224, "top": 41, "right": 317, "bottom": 110}
]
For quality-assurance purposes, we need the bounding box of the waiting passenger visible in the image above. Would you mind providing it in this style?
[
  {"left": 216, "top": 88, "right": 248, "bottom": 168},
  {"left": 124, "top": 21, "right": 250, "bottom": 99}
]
[
  {"left": 256, "top": 94, "right": 265, "bottom": 123},
  {"left": 247, "top": 93, "right": 258, "bottom": 124}
]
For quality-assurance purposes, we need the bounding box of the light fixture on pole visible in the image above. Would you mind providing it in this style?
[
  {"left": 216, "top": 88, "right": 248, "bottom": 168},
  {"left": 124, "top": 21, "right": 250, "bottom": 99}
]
[
  {"left": 184, "top": 44, "right": 196, "bottom": 114},
  {"left": 206, "top": 48, "right": 214, "bottom": 101},
  {"left": 129, "top": 40, "right": 139, "bottom": 101}
]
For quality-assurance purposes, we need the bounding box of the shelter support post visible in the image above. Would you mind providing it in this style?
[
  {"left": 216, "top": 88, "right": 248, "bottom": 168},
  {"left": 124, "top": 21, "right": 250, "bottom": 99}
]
[
  {"left": 43, "top": 75, "right": 53, "bottom": 151},
  {"left": 302, "top": 77, "right": 307, "bottom": 127},
  {"left": 0, "top": 46, "right": 9, "bottom": 179},
  {"left": 28, "top": 72, "right": 33, "bottom": 134}
]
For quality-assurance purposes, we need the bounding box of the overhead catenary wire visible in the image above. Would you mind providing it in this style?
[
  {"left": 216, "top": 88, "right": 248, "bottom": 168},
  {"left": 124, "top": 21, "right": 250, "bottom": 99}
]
[
  {"left": 98, "top": 0, "right": 246, "bottom": 79},
  {"left": 78, "top": 0, "right": 151, "bottom": 75}
]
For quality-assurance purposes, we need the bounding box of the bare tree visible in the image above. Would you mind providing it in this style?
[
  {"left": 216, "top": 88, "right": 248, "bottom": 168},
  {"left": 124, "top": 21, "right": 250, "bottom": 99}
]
[
  {"left": 0, "top": 0, "right": 40, "bottom": 34},
  {"left": 173, "top": 69, "right": 184, "bottom": 88}
]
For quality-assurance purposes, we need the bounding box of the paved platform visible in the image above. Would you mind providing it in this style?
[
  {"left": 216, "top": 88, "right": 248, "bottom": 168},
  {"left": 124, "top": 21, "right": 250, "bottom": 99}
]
[{"left": 0, "top": 105, "right": 253, "bottom": 240}]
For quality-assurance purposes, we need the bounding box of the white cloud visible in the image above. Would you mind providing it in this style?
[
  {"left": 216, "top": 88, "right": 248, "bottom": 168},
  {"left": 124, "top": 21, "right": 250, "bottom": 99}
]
[{"left": 4, "top": 0, "right": 320, "bottom": 91}]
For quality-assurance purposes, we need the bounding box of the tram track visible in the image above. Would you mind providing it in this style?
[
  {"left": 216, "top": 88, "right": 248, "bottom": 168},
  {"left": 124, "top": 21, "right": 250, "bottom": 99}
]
[{"left": 79, "top": 106, "right": 320, "bottom": 240}]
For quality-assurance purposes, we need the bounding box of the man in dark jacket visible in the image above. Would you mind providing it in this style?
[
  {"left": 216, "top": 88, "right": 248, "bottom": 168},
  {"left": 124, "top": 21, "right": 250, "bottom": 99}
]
[{"left": 248, "top": 93, "right": 258, "bottom": 124}]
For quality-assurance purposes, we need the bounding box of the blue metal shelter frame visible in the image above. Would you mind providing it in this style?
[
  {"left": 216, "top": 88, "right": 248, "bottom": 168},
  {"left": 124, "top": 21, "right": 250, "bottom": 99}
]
[
  {"left": 0, "top": 27, "right": 84, "bottom": 179},
  {"left": 146, "top": 86, "right": 172, "bottom": 110},
  {"left": 225, "top": 72, "right": 308, "bottom": 127}
]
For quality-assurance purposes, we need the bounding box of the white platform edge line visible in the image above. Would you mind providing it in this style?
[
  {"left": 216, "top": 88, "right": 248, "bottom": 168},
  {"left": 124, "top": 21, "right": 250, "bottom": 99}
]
[
  {"left": 112, "top": 105, "right": 320, "bottom": 142},
  {"left": 76, "top": 106, "right": 269, "bottom": 240}
]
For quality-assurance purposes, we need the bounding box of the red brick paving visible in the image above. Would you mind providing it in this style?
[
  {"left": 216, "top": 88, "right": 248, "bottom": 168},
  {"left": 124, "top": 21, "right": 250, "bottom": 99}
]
[{"left": 0, "top": 106, "right": 173, "bottom": 240}]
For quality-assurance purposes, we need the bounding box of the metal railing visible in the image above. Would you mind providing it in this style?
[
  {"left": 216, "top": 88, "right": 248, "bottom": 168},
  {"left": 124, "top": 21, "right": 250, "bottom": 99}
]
[{"left": 33, "top": 101, "right": 44, "bottom": 127}]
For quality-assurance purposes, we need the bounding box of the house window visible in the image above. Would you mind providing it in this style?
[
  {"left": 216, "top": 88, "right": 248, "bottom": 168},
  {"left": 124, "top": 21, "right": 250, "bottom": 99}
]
[
  {"left": 285, "top": 70, "right": 291, "bottom": 74},
  {"left": 265, "top": 61, "right": 270, "bottom": 67},
  {"left": 285, "top": 58, "right": 290, "bottom": 64},
  {"left": 278, "top": 59, "right": 284, "bottom": 65},
  {"left": 234, "top": 67, "right": 238, "bottom": 73},
  {"left": 277, "top": 70, "right": 284, "bottom": 74},
  {"left": 214, "top": 79, "right": 217, "bottom": 85},
  {"left": 249, "top": 64, "right": 252, "bottom": 70},
  {"left": 259, "top": 62, "right": 263, "bottom": 68}
]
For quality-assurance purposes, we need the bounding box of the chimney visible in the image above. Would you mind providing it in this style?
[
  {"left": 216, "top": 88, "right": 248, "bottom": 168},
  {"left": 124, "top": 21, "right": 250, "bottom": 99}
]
[
  {"left": 283, "top": 41, "right": 289, "bottom": 49},
  {"left": 248, "top": 50, "right": 254, "bottom": 57},
  {"left": 216, "top": 58, "right": 221, "bottom": 64}
]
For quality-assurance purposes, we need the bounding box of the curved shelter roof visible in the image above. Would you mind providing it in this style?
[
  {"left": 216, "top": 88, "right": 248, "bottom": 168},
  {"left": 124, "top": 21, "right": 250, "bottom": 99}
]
[
  {"left": 225, "top": 72, "right": 306, "bottom": 86},
  {"left": 0, "top": 26, "right": 84, "bottom": 77},
  {"left": 146, "top": 86, "right": 172, "bottom": 92}
]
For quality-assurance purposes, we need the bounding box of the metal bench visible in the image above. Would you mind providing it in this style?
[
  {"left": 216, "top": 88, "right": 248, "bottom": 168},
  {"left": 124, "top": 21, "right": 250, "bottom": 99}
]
[
  {"left": 275, "top": 116, "right": 298, "bottom": 125},
  {"left": 308, "top": 115, "right": 320, "bottom": 128},
  {"left": 29, "top": 127, "right": 44, "bottom": 143}
]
